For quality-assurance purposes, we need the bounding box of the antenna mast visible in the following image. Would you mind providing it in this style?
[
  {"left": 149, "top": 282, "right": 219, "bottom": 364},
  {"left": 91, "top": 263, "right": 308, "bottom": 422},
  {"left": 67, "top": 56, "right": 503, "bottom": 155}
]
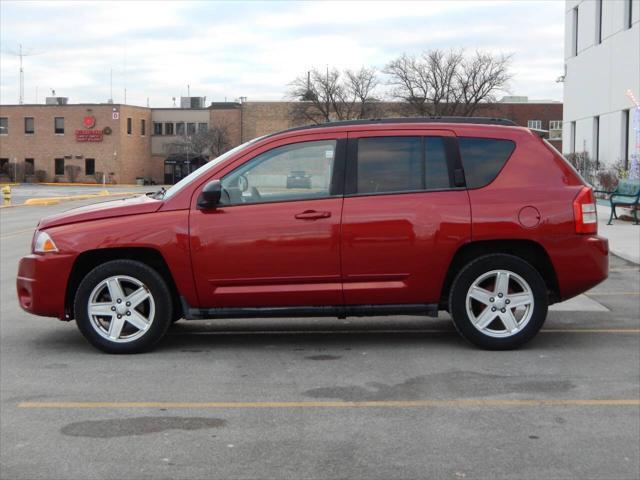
[{"left": 19, "top": 44, "right": 24, "bottom": 104}]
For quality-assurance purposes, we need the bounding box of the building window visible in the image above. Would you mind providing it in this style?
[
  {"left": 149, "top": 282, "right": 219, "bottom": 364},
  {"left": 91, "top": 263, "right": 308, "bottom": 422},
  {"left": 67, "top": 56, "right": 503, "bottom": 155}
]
[
  {"left": 625, "top": 0, "right": 633, "bottom": 29},
  {"left": 24, "top": 117, "right": 35, "bottom": 134},
  {"left": 549, "top": 120, "right": 563, "bottom": 140},
  {"left": 54, "top": 158, "right": 65, "bottom": 175},
  {"left": 570, "top": 121, "right": 576, "bottom": 154},
  {"left": 176, "top": 122, "right": 185, "bottom": 136},
  {"left": 0, "top": 117, "right": 7, "bottom": 135},
  {"left": 187, "top": 122, "right": 196, "bottom": 135},
  {"left": 593, "top": 116, "right": 600, "bottom": 169},
  {"left": 141, "top": 119, "right": 146, "bottom": 136},
  {"left": 153, "top": 122, "right": 163, "bottom": 135},
  {"left": 596, "top": 0, "right": 603, "bottom": 44},
  {"left": 623, "top": 109, "right": 630, "bottom": 169},
  {"left": 572, "top": 6, "right": 579, "bottom": 56},
  {"left": 164, "top": 122, "right": 174, "bottom": 135},
  {"left": 197, "top": 122, "right": 208, "bottom": 133},
  {"left": 85, "top": 158, "right": 95, "bottom": 176},
  {"left": 24, "top": 158, "right": 34, "bottom": 175},
  {"left": 0, "top": 158, "right": 9, "bottom": 172},
  {"left": 527, "top": 120, "right": 542, "bottom": 130},
  {"left": 127, "top": 117, "right": 132, "bottom": 135},
  {"left": 54, "top": 117, "right": 64, "bottom": 134}
]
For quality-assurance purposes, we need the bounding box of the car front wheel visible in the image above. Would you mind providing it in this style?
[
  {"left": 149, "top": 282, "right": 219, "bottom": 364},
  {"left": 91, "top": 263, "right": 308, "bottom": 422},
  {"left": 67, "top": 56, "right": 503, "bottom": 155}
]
[
  {"left": 74, "top": 260, "right": 173, "bottom": 354},
  {"left": 449, "top": 254, "right": 548, "bottom": 350}
]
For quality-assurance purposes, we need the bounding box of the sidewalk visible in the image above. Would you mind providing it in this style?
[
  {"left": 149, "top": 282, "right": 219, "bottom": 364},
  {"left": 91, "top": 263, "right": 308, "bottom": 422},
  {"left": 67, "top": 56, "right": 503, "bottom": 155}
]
[{"left": 597, "top": 204, "right": 640, "bottom": 264}]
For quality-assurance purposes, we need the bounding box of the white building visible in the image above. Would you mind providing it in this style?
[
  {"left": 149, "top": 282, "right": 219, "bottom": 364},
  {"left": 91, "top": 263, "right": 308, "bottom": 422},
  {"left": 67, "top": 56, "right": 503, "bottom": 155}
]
[{"left": 563, "top": 0, "right": 639, "bottom": 169}]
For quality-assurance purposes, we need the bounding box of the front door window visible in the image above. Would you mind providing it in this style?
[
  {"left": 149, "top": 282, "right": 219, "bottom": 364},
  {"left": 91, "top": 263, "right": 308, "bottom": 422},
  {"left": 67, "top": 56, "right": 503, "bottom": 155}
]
[{"left": 220, "top": 140, "right": 336, "bottom": 205}]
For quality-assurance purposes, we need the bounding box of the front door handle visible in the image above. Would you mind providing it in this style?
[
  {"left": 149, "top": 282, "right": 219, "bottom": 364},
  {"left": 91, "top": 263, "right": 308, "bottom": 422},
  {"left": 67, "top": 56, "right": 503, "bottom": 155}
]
[{"left": 294, "top": 210, "right": 331, "bottom": 220}]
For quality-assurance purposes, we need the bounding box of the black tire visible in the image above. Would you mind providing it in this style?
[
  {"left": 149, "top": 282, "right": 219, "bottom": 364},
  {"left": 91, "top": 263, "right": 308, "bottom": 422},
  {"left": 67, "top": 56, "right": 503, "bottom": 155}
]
[
  {"left": 74, "top": 260, "right": 173, "bottom": 354},
  {"left": 449, "top": 254, "right": 548, "bottom": 350}
]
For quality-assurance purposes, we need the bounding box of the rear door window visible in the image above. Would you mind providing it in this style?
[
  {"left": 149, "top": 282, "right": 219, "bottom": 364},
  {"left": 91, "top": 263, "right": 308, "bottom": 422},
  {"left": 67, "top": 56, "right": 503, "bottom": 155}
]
[
  {"left": 458, "top": 137, "right": 515, "bottom": 188},
  {"left": 355, "top": 136, "right": 452, "bottom": 194}
]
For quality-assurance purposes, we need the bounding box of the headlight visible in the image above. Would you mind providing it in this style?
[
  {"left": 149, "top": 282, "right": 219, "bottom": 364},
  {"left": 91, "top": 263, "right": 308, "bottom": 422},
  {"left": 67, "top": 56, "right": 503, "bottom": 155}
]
[{"left": 33, "top": 231, "right": 59, "bottom": 253}]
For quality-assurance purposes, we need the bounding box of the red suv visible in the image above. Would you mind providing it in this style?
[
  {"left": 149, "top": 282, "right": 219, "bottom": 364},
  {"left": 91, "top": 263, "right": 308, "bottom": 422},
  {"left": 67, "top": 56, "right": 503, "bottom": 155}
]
[{"left": 17, "top": 118, "right": 609, "bottom": 353}]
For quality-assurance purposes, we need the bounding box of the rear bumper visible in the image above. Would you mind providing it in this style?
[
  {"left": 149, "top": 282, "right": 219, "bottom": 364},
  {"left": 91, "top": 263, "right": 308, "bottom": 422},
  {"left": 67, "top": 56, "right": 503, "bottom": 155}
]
[
  {"left": 551, "top": 235, "right": 609, "bottom": 301},
  {"left": 16, "top": 253, "right": 75, "bottom": 320}
]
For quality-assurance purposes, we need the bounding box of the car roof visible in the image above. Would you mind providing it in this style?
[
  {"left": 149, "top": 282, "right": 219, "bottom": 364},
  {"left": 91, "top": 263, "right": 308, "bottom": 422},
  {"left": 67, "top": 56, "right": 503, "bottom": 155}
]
[{"left": 263, "top": 116, "right": 529, "bottom": 142}]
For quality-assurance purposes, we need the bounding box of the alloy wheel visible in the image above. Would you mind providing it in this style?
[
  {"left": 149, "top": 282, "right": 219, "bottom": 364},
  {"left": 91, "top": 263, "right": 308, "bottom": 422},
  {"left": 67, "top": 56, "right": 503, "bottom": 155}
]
[
  {"left": 465, "top": 269, "right": 535, "bottom": 338},
  {"left": 87, "top": 275, "right": 156, "bottom": 343}
]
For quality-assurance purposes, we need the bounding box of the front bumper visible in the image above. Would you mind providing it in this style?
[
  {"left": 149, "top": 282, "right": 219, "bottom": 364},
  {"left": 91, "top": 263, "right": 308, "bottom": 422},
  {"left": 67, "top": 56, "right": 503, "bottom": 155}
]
[{"left": 17, "top": 253, "right": 75, "bottom": 320}]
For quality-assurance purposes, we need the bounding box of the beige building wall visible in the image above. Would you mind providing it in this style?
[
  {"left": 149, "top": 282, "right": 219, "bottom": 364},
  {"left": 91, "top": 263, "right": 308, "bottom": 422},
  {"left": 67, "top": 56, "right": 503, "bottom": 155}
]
[{"left": 117, "top": 105, "right": 152, "bottom": 183}]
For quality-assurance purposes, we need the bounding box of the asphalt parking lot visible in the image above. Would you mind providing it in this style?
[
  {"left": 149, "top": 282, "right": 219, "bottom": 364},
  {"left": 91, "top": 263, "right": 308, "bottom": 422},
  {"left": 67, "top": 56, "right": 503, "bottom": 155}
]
[{"left": 1, "top": 197, "right": 639, "bottom": 480}]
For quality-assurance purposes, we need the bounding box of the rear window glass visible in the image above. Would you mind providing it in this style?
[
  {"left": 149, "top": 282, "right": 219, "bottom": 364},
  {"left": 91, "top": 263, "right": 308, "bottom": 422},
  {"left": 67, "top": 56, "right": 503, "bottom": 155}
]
[{"left": 458, "top": 137, "right": 515, "bottom": 188}]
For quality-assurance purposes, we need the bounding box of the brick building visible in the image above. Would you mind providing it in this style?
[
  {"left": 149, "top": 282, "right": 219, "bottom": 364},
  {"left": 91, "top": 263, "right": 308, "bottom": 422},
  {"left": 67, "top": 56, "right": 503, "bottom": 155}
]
[
  {"left": 0, "top": 101, "right": 151, "bottom": 184},
  {"left": 1, "top": 97, "right": 562, "bottom": 184}
]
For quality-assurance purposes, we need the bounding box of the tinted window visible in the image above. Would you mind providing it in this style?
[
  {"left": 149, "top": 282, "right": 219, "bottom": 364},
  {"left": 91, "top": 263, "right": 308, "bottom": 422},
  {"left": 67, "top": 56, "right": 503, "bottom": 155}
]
[
  {"left": 221, "top": 140, "right": 336, "bottom": 205},
  {"left": 25, "top": 117, "right": 34, "bottom": 134},
  {"left": 458, "top": 137, "right": 515, "bottom": 188},
  {"left": 424, "top": 137, "right": 450, "bottom": 190},
  {"left": 85, "top": 158, "right": 95, "bottom": 176},
  {"left": 54, "top": 158, "right": 64, "bottom": 175},
  {"left": 54, "top": 117, "right": 64, "bottom": 134},
  {"left": 25, "top": 158, "right": 34, "bottom": 175},
  {"left": 356, "top": 136, "right": 451, "bottom": 194},
  {"left": 357, "top": 137, "right": 422, "bottom": 193}
]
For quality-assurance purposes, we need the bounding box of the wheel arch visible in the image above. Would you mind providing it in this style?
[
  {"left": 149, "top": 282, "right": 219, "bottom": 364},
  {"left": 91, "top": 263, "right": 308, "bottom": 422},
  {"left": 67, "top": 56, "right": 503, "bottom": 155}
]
[
  {"left": 65, "top": 247, "right": 181, "bottom": 320},
  {"left": 439, "top": 239, "right": 560, "bottom": 309}
]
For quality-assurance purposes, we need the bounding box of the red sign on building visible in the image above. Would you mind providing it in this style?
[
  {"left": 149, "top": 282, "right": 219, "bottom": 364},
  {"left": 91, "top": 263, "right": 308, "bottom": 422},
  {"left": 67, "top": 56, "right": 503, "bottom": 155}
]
[{"left": 75, "top": 129, "right": 103, "bottom": 142}]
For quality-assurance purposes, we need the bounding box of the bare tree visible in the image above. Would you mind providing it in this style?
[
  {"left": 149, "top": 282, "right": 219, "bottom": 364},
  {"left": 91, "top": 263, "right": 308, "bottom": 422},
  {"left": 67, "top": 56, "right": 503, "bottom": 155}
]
[
  {"left": 164, "top": 125, "right": 231, "bottom": 159},
  {"left": 385, "top": 49, "right": 512, "bottom": 116},
  {"left": 289, "top": 67, "right": 381, "bottom": 124},
  {"left": 456, "top": 51, "right": 513, "bottom": 116},
  {"left": 345, "top": 67, "right": 382, "bottom": 119}
]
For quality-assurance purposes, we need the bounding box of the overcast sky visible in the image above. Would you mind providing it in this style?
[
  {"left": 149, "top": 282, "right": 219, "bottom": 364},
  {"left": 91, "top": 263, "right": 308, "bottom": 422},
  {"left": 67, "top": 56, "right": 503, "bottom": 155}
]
[{"left": 0, "top": 0, "right": 565, "bottom": 107}]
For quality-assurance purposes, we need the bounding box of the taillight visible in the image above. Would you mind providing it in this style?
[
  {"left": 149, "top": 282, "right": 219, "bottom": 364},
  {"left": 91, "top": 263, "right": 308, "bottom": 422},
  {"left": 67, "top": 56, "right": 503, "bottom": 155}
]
[{"left": 573, "top": 186, "right": 598, "bottom": 234}]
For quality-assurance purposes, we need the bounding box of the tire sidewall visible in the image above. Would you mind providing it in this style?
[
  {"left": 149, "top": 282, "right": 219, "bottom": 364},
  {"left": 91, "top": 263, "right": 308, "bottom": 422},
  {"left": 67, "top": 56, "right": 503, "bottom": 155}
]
[
  {"left": 449, "top": 254, "right": 548, "bottom": 350},
  {"left": 74, "top": 260, "right": 172, "bottom": 354}
]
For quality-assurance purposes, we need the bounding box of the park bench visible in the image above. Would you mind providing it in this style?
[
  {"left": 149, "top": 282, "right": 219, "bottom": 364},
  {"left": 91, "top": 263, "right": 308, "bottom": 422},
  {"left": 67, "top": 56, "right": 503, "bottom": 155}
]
[{"left": 595, "top": 178, "right": 640, "bottom": 225}]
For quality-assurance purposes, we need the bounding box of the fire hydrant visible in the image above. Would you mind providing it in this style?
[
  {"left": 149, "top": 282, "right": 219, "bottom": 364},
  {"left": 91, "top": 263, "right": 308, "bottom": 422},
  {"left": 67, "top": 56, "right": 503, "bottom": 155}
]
[{"left": 1, "top": 185, "right": 11, "bottom": 202}]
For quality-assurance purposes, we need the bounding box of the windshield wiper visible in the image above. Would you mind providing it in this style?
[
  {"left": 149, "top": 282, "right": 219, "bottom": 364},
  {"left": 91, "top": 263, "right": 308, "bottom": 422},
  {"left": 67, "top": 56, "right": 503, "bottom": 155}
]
[{"left": 147, "top": 187, "right": 166, "bottom": 199}]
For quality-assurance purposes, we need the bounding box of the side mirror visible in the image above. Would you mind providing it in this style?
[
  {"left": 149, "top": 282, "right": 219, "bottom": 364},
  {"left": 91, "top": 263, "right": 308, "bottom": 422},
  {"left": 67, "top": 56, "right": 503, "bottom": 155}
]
[{"left": 197, "top": 180, "right": 222, "bottom": 209}]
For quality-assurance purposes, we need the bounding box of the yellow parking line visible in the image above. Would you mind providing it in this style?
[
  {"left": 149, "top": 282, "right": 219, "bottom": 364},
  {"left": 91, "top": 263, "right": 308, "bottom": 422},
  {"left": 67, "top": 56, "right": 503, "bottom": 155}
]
[
  {"left": 587, "top": 292, "right": 640, "bottom": 296},
  {"left": 17, "top": 399, "right": 640, "bottom": 409},
  {"left": 541, "top": 328, "right": 640, "bottom": 333}
]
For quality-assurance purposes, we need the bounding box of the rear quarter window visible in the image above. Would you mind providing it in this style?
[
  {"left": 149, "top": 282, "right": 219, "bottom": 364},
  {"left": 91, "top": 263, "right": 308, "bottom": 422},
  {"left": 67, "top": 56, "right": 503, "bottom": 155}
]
[{"left": 458, "top": 137, "right": 515, "bottom": 188}]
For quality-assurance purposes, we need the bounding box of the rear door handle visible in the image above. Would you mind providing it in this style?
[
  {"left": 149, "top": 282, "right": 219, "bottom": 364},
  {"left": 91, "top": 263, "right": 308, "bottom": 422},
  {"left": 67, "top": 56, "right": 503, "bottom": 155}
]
[{"left": 295, "top": 210, "right": 331, "bottom": 220}]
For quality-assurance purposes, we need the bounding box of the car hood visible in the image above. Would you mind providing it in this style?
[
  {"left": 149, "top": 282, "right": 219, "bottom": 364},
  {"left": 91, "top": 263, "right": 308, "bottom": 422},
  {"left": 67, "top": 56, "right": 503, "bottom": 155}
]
[{"left": 38, "top": 194, "right": 163, "bottom": 230}]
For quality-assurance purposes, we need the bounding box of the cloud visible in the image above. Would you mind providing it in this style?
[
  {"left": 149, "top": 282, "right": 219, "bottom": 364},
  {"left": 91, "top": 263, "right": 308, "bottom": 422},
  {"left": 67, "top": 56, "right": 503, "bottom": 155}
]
[{"left": 0, "top": 0, "right": 565, "bottom": 106}]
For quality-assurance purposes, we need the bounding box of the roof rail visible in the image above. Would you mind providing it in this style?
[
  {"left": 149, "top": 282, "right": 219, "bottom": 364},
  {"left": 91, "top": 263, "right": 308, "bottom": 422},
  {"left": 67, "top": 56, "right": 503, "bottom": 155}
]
[{"left": 276, "top": 116, "right": 518, "bottom": 136}]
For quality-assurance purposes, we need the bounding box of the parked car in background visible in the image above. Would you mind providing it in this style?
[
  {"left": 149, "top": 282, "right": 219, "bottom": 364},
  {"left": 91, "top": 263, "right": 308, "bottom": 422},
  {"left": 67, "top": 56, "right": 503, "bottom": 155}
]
[
  {"left": 286, "top": 170, "right": 312, "bottom": 189},
  {"left": 17, "top": 117, "right": 608, "bottom": 353}
]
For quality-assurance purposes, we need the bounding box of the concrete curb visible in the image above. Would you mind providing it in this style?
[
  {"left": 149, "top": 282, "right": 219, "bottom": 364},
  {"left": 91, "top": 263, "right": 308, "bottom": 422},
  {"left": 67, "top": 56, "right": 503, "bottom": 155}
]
[{"left": 2, "top": 191, "right": 139, "bottom": 208}]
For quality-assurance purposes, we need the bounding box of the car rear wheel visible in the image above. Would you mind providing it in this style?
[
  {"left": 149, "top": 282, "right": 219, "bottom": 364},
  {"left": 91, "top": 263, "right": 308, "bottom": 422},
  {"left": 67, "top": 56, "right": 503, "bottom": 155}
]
[
  {"left": 449, "top": 254, "right": 548, "bottom": 350},
  {"left": 74, "top": 260, "right": 173, "bottom": 354}
]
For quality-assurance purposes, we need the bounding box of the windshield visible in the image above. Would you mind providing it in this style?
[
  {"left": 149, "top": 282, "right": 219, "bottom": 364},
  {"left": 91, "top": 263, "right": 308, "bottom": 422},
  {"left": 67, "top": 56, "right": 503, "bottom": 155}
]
[{"left": 163, "top": 136, "right": 265, "bottom": 200}]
